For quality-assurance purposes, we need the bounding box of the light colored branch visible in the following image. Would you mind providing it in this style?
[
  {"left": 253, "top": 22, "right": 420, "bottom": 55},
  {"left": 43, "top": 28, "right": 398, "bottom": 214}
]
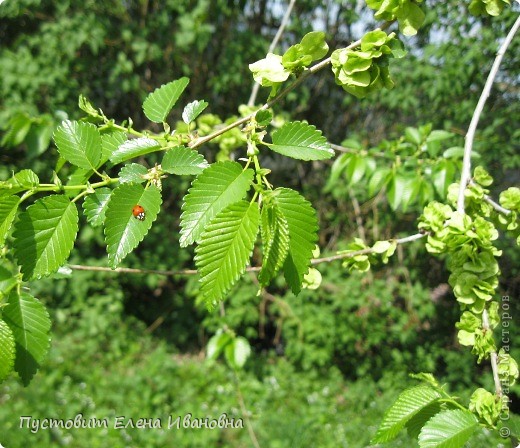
[
  {"left": 456, "top": 15, "right": 520, "bottom": 399},
  {"left": 248, "top": 0, "right": 296, "bottom": 107},
  {"left": 482, "top": 194, "right": 511, "bottom": 216},
  {"left": 457, "top": 15, "right": 520, "bottom": 213}
]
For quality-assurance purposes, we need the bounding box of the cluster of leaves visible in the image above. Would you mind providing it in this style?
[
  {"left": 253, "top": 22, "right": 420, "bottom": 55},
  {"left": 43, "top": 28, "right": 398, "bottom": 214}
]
[
  {"left": 0, "top": 74, "right": 338, "bottom": 380},
  {"left": 469, "top": 0, "right": 511, "bottom": 16},
  {"left": 372, "top": 373, "right": 519, "bottom": 446},
  {"left": 326, "top": 124, "right": 463, "bottom": 212},
  {"left": 330, "top": 30, "right": 406, "bottom": 98},
  {"left": 412, "top": 168, "right": 520, "bottom": 430},
  {"left": 366, "top": 0, "right": 425, "bottom": 36},
  {"left": 249, "top": 31, "right": 329, "bottom": 97},
  {"left": 336, "top": 238, "right": 397, "bottom": 272}
]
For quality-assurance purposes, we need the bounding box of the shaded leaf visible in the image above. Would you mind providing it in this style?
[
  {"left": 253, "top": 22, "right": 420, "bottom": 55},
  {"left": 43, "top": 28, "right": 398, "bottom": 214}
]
[
  {"left": 0, "top": 194, "right": 20, "bottom": 245},
  {"left": 104, "top": 184, "right": 162, "bottom": 268},
  {"left": 371, "top": 386, "right": 442, "bottom": 443},
  {"left": 0, "top": 319, "right": 15, "bottom": 382},
  {"left": 195, "top": 201, "right": 259, "bottom": 308},
  {"left": 3, "top": 291, "right": 51, "bottom": 386},
  {"left": 143, "top": 77, "right": 190, "bottom": 123},
  {"left": 13, "top": 195, "right": 79, "bottom": 280},
  {"left": 272, "top": 188, "right": 318, "bottom": 295},
  {"left": 179, "top": 162, "right": 254, "bottom": 247},
  {"left": 259, "top": 203, "right": 290, "bottom": 287}
]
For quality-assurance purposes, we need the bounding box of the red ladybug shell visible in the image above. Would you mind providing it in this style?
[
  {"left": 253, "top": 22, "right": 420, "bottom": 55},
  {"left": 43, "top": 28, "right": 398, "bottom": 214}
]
[{"left": 132, "top": 205, "right": 146, "bottom": 221}]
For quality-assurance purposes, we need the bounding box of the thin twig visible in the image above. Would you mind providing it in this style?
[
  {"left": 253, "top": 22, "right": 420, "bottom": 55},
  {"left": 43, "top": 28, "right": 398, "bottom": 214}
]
[
  {"left": 457, "top": 15, "right": 520, "bottom": 213},
  {"left": 67, "top": 232, "right": 427, "bottom": 277},
  {"left": 234, "top": 371, "right": 261, "bottom": 448},
  {"left": 248, "top": 0, "right": 296, "bottom": 107},
  {"left": 482, "top": 309, "right": 503, "bottom": 397},
  {"left": 482, "top": 194, "right": 511, "bottom": 216},
  {"left": 468, "top": 181, "right": 512, "bottom": 216}
]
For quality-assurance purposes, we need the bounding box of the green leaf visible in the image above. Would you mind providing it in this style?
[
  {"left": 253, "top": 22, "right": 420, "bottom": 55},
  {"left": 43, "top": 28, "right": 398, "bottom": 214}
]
[
  {"left": 249, "top": 53, "right": 290, "bottom": 86},
  {"left": 101, "top": 131, "right": 127, "bottom": 162},
  {"left": 299, "top": 31, "right": 329, "bottom": 61},
  {"left": 0, "top": 265, "right": 17, "bottom": 298},
  {"left": 224, "top": 336, "right": 251, "bottom": 370},
  {"left": 13, "top": 195, "right": 79, "bottom": 280},
  {"left": 182, "top": 100, "right": 209, "bottom": 124},
  {"left": 179, "top": 162, "right": 254, "bottom": 247},
  {"left": 2, "top": 112, "right": 32, "bottom": 147},
  {"left": 302, "top": 267, "right": 322, "bottom": 289},
  {"left": 406, "top": 402, "right": 443, "bottom": 440},
  {"left": 418, "top": 409, "right": 478, "bottom": 448},
  {"left": 0, "top": 318, "right": 16, "bottom": 382},
  {"left": 195, "top": 201, "right": 259, "bottom": 308},
  {"left": 1, "top": 169, "right": 39, "bottom": 195},
  {"left": 82, "top": 187, "right": 112, "bottom": 227},
  {"left": 397, "top": 2, "right": 425, "bottom": 36},
  {"left": 78, "top": 94, "right": 101, "bottom": 118},
  {"left": 207, "top": 330, "right": 233, "bottom": 361},
  {"left": 387, "top": 174, "right": 406, "bottom": 211},
  {"left": 442, "top": 147, "right": 465, "bottom": 159},
  {"left": 0, "top": 194, "right": 20, "bottom": 245},
  {"left": 269, "top": 121, "right": 334, "bottom": 161},
  {"left": 25, "top": 118, "right": 53, "bottom": 159},
  {"left": 104, "top": 184, "right": 162, "bottom": 268},
  {"left": 118, "top": 163, "right": 148, "bottom": 184},
  {"left": 368, "top": 168, "right": 391, "bottom": 197},
  {"left": 272, "top": 188, "right": 318, "bottom": 295},
  {"left": 162, "top": 146, "right": 209, "bottom": 176},
  {"left": 109, "top": 137, "right": 162, "bottom": 165},
  {"left": 345, "top": 154, "right": 367, "bottom": 186},
  {"left": 371, "top": 385, "right": 442, "bottom": 443},
  {"left": 255, "top": 110, "right": 273, "bottom": 127},
  {"left": 53, "top": 120, "right": 102, "bottom": 170},
  {"left": 259, "top": 202, "right": 290, "bottom": 287},
  {"left": 405, "top": 127, "right": 422, "bottom": 145},
  {"left": 433, "top": 160, "right": 457, "bottom": 198},
  {"left": 3, "top": 291, "right": 51, "bottom": 386},
  {"left": 143, "top": 77, "right": 190, "bottom": 123}
]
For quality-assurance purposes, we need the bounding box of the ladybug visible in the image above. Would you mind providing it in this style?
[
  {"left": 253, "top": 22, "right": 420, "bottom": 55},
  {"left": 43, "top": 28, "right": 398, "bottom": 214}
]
[{"left": 132, "top": 205, "right": 146, "bottom": 221}]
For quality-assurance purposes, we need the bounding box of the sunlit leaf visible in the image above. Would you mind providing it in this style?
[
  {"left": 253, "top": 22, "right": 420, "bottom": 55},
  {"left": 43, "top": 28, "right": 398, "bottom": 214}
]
[
  {"left": 143, "top": 77, "right": 190, "bottom": 123},
  {"left": 104, "top": 184, "right": 162, "bottom": 268}
]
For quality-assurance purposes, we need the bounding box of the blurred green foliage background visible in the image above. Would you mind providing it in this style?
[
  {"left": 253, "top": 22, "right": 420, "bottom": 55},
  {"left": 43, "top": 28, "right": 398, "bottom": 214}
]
[{"left": 0, "top": 0, "right": 519, "bottom": 446}]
